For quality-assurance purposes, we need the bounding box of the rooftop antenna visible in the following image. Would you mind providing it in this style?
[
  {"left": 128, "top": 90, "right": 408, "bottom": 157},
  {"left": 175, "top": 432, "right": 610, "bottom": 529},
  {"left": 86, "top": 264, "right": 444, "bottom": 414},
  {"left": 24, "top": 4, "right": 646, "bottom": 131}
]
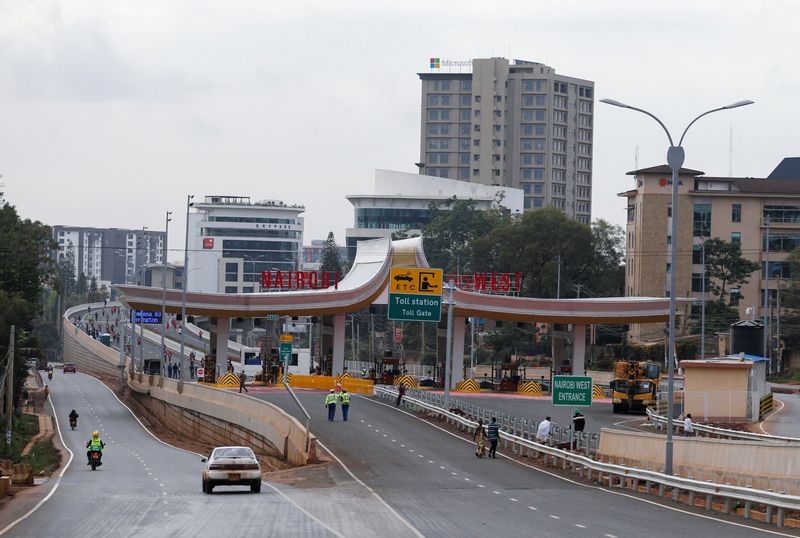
[
  {"left": 634, "top": 145, "right": 639, "bottom": 169},
  {"left": 729, "top": 125, "right": 734, "bottom": 176}
]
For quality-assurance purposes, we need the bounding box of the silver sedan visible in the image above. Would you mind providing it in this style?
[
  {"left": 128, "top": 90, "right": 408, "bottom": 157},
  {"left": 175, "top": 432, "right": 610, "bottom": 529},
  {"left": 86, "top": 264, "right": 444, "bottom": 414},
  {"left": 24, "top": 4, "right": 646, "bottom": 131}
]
[{"left": 201, "top": 446, "right": 262, "bottom": 493}]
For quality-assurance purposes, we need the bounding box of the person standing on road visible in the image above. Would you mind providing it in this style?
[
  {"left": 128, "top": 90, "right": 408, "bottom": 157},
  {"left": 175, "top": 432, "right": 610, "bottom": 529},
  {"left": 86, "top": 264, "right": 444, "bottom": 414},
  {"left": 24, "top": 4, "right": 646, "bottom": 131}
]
[
  {"left": 43, "top": 385, "right": 49, "bottom": 401},
  {"left": 325, "top": 389, "right": 337, "bottom": 421},
  {"left": 395, "top": 384, "right": 405, "bottom": 407},
  {"left": 473, "top": 419, "right": 487, "bottom": 458},
  {"left": 536, "top": 416, "right": 552, "bottom": 444},
  {"left": 487, "top": 417, "right": 499, "bottom": 458},
  {"left": 239, "top": 371, "right": 248, "bottom": 394},
  {"left": 572, "top": 410, "right": 585, "bottom": 432},
  {"left": 683, "top": 413, "right": 694, "bottom": 437},
  {"left": 339, "top": 389, "right": 351, "bottom": 421}
]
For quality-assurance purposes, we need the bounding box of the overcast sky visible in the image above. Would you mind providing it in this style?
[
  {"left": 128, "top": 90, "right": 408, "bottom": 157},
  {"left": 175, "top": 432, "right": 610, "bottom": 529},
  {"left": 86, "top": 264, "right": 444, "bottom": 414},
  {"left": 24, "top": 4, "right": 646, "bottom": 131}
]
[{"left": 1, "top": 1, "right": 797, "bottom": 261}]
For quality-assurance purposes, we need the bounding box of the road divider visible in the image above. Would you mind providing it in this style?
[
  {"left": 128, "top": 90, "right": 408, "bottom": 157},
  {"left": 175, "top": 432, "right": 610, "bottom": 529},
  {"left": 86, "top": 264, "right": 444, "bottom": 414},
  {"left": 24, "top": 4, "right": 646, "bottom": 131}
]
[{"left": 286, "top": 374, "right": 374, "bottom": 395}]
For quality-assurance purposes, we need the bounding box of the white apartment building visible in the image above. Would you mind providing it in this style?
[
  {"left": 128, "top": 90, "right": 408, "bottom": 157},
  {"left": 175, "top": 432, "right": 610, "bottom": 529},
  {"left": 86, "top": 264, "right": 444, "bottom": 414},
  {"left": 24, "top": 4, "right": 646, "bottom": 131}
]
[{"left": 186, "top": 196, "right": 305, "bottom": 293}]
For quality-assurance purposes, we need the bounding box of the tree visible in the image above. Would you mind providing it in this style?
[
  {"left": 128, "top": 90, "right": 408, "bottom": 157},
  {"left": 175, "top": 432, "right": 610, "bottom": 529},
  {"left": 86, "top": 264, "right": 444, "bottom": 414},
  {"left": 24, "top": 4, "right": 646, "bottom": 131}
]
[
  {"left": 421, "top": 197, "right": 510, "bottom": 274},
  {"left": 88, "top": 276, "right": 99, "bottom": 302},
  {"left": 589, "top": 219, "right": 626, "bottom": 297},
  {"left": 702, "top": 238, "right": 759, "bottom": 303},
  {"left": 319, "top": 232, "right": 343, "bottom": 275},
  {"left": 55, "top": 243, "right": 77, "bottom": 297},
  {"left": 76, "top": 272, "right": 88, "bottom": 300}
]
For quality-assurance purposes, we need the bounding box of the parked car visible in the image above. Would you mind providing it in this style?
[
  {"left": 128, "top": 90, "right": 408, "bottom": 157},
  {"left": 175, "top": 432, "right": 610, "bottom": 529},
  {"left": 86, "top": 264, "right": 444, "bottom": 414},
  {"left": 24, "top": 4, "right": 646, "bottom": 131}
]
[
  {"left": 201, "top": 446, "right": 261, "bottom": 494},
  {"left": 63, "top": 363, "right": 77, "bottom": 373}
]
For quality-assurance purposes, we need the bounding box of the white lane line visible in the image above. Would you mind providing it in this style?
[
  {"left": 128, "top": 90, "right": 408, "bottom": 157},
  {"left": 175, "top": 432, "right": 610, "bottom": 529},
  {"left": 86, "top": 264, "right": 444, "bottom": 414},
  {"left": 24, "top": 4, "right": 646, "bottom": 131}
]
[
  {"left": 549, "top": 515, "right": 560, "bottom": 520},
  {"left": 478, "top": 484, "right": 485, "bottom": 488},
  {"left": 493, "top": 491, "right": 501, "bottom": 495},
  {"left": 605, "top": 534, "right": 617, "bottom": 538},
  {"left": 358, "top": 394, "right": 797, "bottom": 537},
  {"left": 409, "top": 449, "right": 414, "bottom": 452},
  {"left": 400, "top": 444, "right": 405, "bottom": 448},
  {"left": 391, "top": 439, "right": 396, "bottom": 443},
  {"left": 439, "top": 466, "right": 445, "bottom": 469},
  {"left": 758, "top": 399, "right": 785, "bottom": 434},
  {"left": 509, "top": 498, "right": 518, "bottom": 502},
  {"left": 383, "top": 434, "right": 387, "bottom": 437},
  {"left": 451, "top": 472, "right": 458, "bottom": 476},
  {"left": 575, "top": 524, "right": 586, "bottom": 528},
  {"left": 464, "top": 478, "right": 471, "bottom": 482},
  {"left": 428, "top": 460, "right": 434, "bottom": 464},
  {"left": 528, "top": 506, "right": 537, "bottom": 511},
  {"left": 418, "top": 454, "right": 423, "bottom": 458}
]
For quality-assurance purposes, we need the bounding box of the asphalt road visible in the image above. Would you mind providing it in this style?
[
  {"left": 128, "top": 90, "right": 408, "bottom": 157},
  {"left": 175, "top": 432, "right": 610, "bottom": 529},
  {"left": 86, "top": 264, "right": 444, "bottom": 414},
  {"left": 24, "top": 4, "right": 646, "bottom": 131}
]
[
  {"left": 251, "top": 388, "right": 789, "bottom": 538},
  {"left": 765, "top": 393, "right": 800, "bottom": 437},
  {"left": 2, "top": 372, "right": 415, "bottom": 538}
]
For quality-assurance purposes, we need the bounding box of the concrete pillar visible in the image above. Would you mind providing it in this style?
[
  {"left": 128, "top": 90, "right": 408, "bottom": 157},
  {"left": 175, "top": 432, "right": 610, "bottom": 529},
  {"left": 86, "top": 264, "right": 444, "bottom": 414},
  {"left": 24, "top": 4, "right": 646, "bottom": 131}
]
[
  {"left": 207, "top": 317, "right": 229, "bottom": 384},
  {"left": 216, "top": 318, "right": 230, "bottom": 367},
  {"left": 573, "top": 324, "right": 586, "bottom": 375},
  {"left": 332, "top": 314, "right": 346, "bottom": 376},
  {"left": 451, "top": 316, "right": 466, "bottom": 387}
]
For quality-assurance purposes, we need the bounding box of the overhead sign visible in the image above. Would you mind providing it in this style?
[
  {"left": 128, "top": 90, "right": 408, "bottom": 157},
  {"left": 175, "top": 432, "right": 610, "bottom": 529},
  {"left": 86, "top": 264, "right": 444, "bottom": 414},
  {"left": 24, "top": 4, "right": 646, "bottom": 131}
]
[
  {"left": 446, "top": 272, "right": 524, "bottom": 294},
  {"left": 552, "top": 376, "right": 593, "bottom": 407},
  {"left": 388, "top": 267, "right": 443, "bottom": 322},
  {"left": 261, "top": 271, "right": 339, "bottom": 291},
  {"left": 279, "top": 334, "right": 292, "bottom": 367},
  {"left": 130, "top": 310, "right": 163, "bottom": 324}
]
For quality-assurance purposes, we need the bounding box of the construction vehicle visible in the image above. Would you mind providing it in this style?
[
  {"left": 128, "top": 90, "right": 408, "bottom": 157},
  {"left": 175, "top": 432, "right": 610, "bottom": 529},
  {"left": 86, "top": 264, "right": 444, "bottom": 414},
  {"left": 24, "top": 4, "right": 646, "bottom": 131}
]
[{"left": 609, "top": 360, "right": 661, "bottom": 413}]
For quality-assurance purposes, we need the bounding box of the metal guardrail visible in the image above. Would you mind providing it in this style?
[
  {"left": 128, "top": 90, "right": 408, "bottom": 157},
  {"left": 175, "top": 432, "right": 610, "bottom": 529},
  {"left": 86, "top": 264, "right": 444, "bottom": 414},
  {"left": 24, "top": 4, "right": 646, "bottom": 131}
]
[
  {"left": 377, "top": 386, "right": 800, "bottom": 528},
  {"left": 646, "top": 408, "right": 800, "bottom": 445}
]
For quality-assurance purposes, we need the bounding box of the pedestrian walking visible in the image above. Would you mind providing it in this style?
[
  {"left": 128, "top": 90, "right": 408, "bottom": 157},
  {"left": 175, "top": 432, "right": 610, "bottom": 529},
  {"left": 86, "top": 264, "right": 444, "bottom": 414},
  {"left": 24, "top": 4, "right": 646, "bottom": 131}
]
[
  {"left": 339, "top": 389, "right": 350, "bottom": 421},
  {"left": 536, "top": 416, "right": 552, "bottom": 444},
  {"left": 395, "top": 384, "right": 405, "bottom": 407},
  {"left": 239, "top": 371, "right": 248, "bottom": 393},
  {"left": 43, "top": 385, "right": 49, "bottom": 400},
  {"left": 325, "top": 389, "right": 337, "bottom": 421},
  {"left": 172, "top": 362, "right": 178, "bottom": 379},
  {"left": 473, "top": 419, "right": 487, "bottom": 458},
  {"left": 683, "top": 413, "right": 694, "bottom": 437},
  {"left": 487, "top": 417, "right": 499, "bottom": 458},
  {"left": 572, "top": 410, "right": 585, "bottom": 432}
]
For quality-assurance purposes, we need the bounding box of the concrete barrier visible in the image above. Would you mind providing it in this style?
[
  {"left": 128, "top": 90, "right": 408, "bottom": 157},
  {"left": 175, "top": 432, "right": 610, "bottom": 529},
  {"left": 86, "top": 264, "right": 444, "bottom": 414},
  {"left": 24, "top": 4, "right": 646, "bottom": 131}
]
[
  {"left": 0, "top": 476, "right": 10, "bottom": 497},
  {"left": 62, "top": 307, "right": 315, "bottom": 465},
  {"left": 288, "top": 374, "right": 374, "bottom": 395},
  {"left": 598, "top": 428, "right": 800, "bottom": 494},
  {"left": 12, "top": 463, "right": 33, "bottom": 486}
]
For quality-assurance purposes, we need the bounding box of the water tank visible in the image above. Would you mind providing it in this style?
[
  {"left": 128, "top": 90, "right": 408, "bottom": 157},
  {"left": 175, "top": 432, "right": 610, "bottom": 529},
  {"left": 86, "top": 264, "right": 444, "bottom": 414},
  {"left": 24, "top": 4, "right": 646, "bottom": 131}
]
[{"left": 730, "top": 320, "right": 764, "bottom": 356}]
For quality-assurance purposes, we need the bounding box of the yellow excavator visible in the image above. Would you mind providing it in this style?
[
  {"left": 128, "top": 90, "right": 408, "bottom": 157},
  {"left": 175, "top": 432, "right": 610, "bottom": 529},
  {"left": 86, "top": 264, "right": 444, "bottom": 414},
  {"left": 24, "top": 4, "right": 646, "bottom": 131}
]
[{"left": 609, "top": 360, "right": 661, "bottom": 414}]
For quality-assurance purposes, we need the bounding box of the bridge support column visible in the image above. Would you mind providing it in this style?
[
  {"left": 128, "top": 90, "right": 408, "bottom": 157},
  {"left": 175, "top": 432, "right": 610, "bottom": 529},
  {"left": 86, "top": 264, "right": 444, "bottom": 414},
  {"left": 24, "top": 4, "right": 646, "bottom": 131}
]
[
  {"left": 573, "top": 324, "right": 586, "bottom": 375},
  {"left": 208, "top": 317, "right": 230, "bottom": 383},
  {"left": 332, "top": 314, "right": 345, "bottom": 376},
  {"left": 450, "top": 316, "right": 466, "bottom": 388}
]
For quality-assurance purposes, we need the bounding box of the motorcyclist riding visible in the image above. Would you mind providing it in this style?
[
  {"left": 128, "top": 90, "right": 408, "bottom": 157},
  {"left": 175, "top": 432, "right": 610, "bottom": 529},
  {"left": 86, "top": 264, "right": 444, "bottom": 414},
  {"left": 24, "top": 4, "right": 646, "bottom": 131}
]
[
  {"left": 86, "top": 430, "right": 105, "bottom": 466},
  {"left": 69, "top": 409, "right": 79, "bottom": 429}
]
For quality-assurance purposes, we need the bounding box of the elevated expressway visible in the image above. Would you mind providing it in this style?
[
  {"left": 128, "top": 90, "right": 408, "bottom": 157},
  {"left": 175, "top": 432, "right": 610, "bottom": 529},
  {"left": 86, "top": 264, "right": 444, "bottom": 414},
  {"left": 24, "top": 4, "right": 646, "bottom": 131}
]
[{"left": 116, "top": 237, "right": 692, "bottom": 386}]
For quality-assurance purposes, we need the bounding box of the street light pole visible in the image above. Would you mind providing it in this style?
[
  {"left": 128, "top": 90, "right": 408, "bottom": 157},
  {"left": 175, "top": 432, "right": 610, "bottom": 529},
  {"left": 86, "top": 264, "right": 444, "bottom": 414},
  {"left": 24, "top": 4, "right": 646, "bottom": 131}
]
[
  {"left": 180, "top": 195, "right": 193, "bottom": 380},
  {"left": 763, "top": 215, "right": 770, "bottom": 368},
  {"left": 600, "top": 97, "right": 753, "bottom": 475},
  {"left": 444, "top": 282, "right": 455, "bottom": 408},
  {"left": 161, "top": 211, "right": 172, "bottom": 376}
]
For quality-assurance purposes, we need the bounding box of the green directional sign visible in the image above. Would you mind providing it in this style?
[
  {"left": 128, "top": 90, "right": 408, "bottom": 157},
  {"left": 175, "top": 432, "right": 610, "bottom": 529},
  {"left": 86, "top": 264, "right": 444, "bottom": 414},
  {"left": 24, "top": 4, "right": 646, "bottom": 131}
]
[
  {"left": 552, "top": 375, "right": 593, "bottom": 407},
  {"left": 388, "top": 293, "right": 442, "bottom": 322},
  {"left": 388, "top": 267, "right": 443, "bottom": 322},
  {"left": 266, "top": 314, "right": 280, "bottom": 321}
]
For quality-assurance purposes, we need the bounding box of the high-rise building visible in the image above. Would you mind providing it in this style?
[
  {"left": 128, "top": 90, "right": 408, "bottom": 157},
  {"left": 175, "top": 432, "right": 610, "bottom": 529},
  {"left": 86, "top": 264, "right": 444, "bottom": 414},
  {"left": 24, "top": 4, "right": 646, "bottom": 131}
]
[
  {"left": 418, "top": 57, "right": 594, "bottom": 223},
  {"left": 186, "top": 195, "right": 304, "bottom": 293},
  {"left": 620, "top": 158, "right": 800, "bottom": 344},
  {"left": 52, "top": 226, "right": 165, "bottom": 286}
]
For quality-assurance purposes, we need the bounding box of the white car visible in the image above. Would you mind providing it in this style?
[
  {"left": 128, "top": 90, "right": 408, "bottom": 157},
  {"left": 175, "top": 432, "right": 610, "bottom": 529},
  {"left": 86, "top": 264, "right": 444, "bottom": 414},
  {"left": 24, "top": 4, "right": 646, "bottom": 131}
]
[{"left": 201, "top": 446, "right": 261, "bottom": 494}]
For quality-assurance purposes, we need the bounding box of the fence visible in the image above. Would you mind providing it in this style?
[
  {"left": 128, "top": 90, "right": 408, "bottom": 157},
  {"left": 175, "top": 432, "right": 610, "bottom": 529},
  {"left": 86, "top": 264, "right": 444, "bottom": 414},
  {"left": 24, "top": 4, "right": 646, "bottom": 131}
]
[
  {"left": 376, "top": 385, "right": 800, "bottom": 528},
  {"left": 647, "top": 407, "right": 800, "bottom": 444}
]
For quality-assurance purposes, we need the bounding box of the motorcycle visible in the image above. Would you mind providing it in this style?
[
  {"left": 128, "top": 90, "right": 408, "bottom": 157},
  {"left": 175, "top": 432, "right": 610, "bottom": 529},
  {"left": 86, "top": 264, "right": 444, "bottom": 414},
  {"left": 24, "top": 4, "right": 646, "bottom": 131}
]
[
  {"left": 89, "top": 450, "right": 102, "bottom": 470},
  {"left": 69, "top": 417, "right": 77, "bottom": 430},
  {"left": 47, "top": 371, "right": 53, "bottom": 381}
]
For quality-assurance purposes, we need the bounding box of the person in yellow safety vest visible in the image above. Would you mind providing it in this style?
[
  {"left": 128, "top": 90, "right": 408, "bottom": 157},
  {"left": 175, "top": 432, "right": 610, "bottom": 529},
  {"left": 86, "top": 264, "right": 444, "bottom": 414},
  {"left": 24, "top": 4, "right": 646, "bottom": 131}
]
[
  {"left": 86, "top": 430, "right": 105, "bottom": 465},
  {"left": 339, "top": 389, "right": 351, "bottom": 421},
  {"left": 325, "top": 389, "right": 337, "bottom": 422}
]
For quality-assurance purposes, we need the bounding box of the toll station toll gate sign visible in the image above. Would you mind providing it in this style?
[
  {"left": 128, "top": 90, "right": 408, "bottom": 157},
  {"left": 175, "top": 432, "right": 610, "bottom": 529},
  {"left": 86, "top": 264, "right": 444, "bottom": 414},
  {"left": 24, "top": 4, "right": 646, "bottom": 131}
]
[
  {"left": 388, "top": 267, "right": 443, "bottom": 322},
  {"left": 552, "top": 376, "right": 593, "bottom": 407}
]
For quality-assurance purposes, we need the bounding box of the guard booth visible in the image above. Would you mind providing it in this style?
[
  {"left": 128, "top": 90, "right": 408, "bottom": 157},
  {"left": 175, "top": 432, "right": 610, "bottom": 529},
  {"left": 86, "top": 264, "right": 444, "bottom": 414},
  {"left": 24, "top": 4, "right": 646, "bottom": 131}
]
[{"left": 379, "top": 358, "right": 401, "bottom": 385}]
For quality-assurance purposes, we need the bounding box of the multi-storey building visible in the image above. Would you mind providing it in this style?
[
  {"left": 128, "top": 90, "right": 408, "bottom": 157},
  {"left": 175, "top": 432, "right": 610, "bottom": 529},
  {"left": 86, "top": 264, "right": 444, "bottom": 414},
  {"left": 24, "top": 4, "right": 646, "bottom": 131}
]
[
  {"left": 186, "top": 195, "right": 304, "bottom": 293},
  {"left": 52, "top": 226, "right": 165, "bottom": 286},
  {"left": 345, "top": 169, "right": 523, "bottom": 261},
  {"left": 418, "top": 57, "right": 594, "bottom": 223},
  {"left": 619, "top": 158, "right": 800, "bottom": 343}
]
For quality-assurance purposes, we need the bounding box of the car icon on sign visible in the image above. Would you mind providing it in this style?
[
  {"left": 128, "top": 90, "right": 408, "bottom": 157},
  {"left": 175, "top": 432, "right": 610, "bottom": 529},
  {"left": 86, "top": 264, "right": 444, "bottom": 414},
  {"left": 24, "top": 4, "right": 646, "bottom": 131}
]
[{"left": 394, "top": 273, "right": 414, "bottom": 282}]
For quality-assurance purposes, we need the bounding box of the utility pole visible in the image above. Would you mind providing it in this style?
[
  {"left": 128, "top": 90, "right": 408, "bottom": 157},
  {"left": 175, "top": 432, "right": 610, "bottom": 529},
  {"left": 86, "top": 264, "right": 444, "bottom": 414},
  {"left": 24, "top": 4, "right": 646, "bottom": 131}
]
[
  {"left": 119, "top": 316, "right": 126, "bottom": 384},
  {"left": 180, "top": 195, "right": 194, "bottom": 380},
  {"left": 444, "top": 283, "right": 455, "bottom": 408},
  {"left": 556, "top": 255, "right": 562, "bottom": 299},
  {"left": 161, "top": 210, "right": 172, "bottom": 376},
  {"left": 763, "top": 216, "right": 770, "bottom": 369},
  {"left": 6, "top": 326, "right": 15, "bottom": 456}
]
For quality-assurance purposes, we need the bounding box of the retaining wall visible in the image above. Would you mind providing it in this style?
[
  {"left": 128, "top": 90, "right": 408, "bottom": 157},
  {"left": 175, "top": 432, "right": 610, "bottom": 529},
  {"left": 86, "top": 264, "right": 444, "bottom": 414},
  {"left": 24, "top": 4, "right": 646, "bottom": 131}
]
[
  {"left": 62, "top": 307, "right": 314, "bottom": 465},
  {"left": 598, "top": 428, "right": 800, "bottom": 494}
]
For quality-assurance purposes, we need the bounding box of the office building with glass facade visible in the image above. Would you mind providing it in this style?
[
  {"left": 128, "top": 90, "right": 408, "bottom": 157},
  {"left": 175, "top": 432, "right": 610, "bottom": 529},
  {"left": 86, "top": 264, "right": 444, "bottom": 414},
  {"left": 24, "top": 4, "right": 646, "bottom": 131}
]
[{"left": 186, "top": 196, "right": 304, "bottom": 293}]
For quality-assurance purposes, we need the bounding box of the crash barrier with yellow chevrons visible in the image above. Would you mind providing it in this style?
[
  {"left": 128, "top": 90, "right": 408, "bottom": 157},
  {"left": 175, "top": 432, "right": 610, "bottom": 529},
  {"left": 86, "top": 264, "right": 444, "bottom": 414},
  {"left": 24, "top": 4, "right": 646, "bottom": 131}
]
[
  {"left": 394, "top": 375, "right": 419, "bottom": 388},
  {"left": 338, "top": 371, "right": 353, "bottom": 379},
  {"left": 760, "top": 392, "right": 774, "bottom": 420},
  {"left": 454, "top": 379, "right": 481, "bottom": 392},
  {"left": 593, "top": 384, "right": 606, "bottom": 399},
  {"left": 215, "top": 372, "right": 240, "bottom": 388},
  {"left": 287, "top": 374, "right": 374, "bottom": 395},
  {"left": 517, "top": 381, "right": 542, "bottom": 396}
]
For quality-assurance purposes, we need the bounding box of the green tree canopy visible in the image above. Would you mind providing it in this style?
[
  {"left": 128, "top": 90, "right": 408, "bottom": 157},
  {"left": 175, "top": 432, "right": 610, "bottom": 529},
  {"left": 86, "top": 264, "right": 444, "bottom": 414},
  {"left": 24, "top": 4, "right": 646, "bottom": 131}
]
[
  {"left": 702, "top": 238, "right": 760, "bottom": 303},
  {"left": 320, "top": 231, "right": 343, "bottom": 275}
]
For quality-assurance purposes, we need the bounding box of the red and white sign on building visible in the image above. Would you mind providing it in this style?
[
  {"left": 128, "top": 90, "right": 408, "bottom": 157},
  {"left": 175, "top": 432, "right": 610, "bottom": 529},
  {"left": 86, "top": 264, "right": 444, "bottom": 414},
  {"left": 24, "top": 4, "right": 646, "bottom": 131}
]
[
  {"left": 202, "top": 238, "right": 214, "bottom": 249},
  {"left": 197, "top": 367, "right": 205, "bottom": 378},
  {"left": 446, "top": 272, "right": 524, "bottom": 295},
  {"left": 261, "top": 271, "right": 339, "bottom": 291}
]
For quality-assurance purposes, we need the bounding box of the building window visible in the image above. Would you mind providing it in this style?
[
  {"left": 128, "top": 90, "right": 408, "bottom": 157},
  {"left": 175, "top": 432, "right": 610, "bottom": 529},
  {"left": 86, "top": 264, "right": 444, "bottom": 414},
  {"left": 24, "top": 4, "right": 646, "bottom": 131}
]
[
  {"left": 732, "top": 203, "right": 741, "bottom": 223},
  {"left": 553, "top": 125, "right": 566, "bottom": 137},
  {"left": 730, "top": 288, "right": 741, "bottom": 306},
  {"left": 627, "top": 205, "right": 635, "bottom": 223},
  {"left": 522, "top": 184, "right": 532, "bottom": 194},
  {"left": 693, "top": 203, "right": 711, "bottom": 237},
  {"left": 225, "top": 286, "right": 238, "bottom": 294},
  {"left": 461, "top": 95, "right": 470, "bottom": 107},
  {"left": 225, "top": 263, "right": 238, "bottom": 282},
  {"left": 666, "top": 235, "right": 671, "bottom": 245},
  {"left": 533, "top": 184, "right": 543, "bottom": 195},
  {"left": 731, "top": 232, "right": 741, "bottom": 243},
  {"left": 692, "top": 244, "right": 703, "bottom": 264},
  {"left": 533, "top": 169, "right": 544, "bottom": 180},
  {"left": 691, "top": 273, "right": 707, "bottom": 293},
  {"left": 524, "top": 199, "right": 531, "bottom": 209},
  {"left": 533, "top": 199, "right": 543, "bottom": 208},
  {"left": 553, "top": 110, "right": 567, "bottom": 123}
]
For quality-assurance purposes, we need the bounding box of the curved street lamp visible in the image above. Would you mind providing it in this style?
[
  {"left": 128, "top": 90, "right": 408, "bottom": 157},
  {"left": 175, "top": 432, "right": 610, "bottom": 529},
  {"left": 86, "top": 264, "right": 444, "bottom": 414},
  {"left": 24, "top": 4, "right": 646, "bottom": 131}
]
[{"left": 600, "top": 98, "right": 754, "bottom": 475}]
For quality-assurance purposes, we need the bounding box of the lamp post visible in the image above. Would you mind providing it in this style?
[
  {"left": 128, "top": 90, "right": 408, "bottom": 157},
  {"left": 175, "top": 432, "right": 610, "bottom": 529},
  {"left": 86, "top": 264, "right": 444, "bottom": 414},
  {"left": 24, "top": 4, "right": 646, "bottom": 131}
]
[
  {"left": 694, "top": 240, "right": 707, "bottom": 360},
  {"left": 600, "top": 97, "right": 753, "bottom": 475},
  {"left": 161, "top": 210, "right": 172, "bottom": 376},
  {"left": 180, "top": 195, "right": 194, "bottom": 380},
  {"left": 763, "top": 215, "right": 770, "bottom": 368}
]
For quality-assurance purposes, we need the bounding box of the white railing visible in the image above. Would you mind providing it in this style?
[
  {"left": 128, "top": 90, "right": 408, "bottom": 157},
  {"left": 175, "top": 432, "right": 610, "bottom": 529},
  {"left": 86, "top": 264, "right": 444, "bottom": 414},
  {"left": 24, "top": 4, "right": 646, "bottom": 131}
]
[
  {"left": 376, "top": 386, "right": 800, "bottom": 528},
  {"left": 646, "top": 408, "right": 800, "bottom": 445}
]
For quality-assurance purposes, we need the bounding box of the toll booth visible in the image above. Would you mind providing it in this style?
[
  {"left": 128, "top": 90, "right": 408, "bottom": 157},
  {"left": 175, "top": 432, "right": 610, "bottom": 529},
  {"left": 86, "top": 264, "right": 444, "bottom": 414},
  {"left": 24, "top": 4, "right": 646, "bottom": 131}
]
[{"left": 379, "top": 358, "right": 401, "bottom": 385}]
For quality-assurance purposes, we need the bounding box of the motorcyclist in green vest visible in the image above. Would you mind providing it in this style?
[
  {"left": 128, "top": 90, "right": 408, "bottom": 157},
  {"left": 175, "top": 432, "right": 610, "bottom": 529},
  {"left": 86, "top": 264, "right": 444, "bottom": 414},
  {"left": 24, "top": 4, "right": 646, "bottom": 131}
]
[
  {"left": 339, "top": 389, "right": 351, "bottom": 421},
  {"left": 86, "top": 430, "right": 105, "bottom": 465},
  {"left": 325, "top": 389, "right": 337, "bottom": 422}
]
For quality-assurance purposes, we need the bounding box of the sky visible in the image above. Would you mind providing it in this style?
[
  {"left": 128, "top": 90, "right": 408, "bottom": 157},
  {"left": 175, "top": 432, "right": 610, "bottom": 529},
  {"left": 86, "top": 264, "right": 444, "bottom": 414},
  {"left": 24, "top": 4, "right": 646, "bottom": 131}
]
[{"left": 1, "top": 0, "right": 797, "bottom": 262}]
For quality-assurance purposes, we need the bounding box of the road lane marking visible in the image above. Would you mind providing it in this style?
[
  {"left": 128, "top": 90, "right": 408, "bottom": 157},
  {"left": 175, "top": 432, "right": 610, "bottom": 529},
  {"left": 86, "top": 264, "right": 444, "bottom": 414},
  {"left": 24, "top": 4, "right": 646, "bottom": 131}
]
[
  {"left": 549, "top": 515, "right": 560, "bottom": 520},
  {"left": 758, "top": 399, "right": 785, "bottom": 434},
  {"left": 464, "top": 478, "right": 471, "bottom": 481},
  {"left": 428, "top": 460, "right": 434, "bottom": 464},
  {"left": 359, "top": 394, "right": 797, "bottom": 537},
  {"left": 528, "top": 506, "right": 537, "bottom": 511},
  {"left": 451, "top": 472, "right": 458, "bottom": 476},
  {"left": 605, "top": 534, "right": 617, "bottom": 538},
  {"left": 493, "top": 491, "right": 501, "bottom": 495},
  {"left": 575, "top": 524, "right": 586, "bottom": 528},
  {"left": 478, "top": 484, "right": 485, "bottom": 488}
]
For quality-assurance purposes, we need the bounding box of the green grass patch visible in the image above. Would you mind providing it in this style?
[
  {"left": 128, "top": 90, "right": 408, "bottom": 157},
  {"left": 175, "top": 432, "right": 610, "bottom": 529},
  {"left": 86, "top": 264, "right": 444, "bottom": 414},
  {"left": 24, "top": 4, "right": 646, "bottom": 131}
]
[
  {"left": 767, "top": 372, "right": 800, "bottom": 383},
  {"left": 20, "top": 441, "right": 60, "bottom": 475},
  {"left": 0, "top": 412, "right": 39, "bottom": 461}
]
